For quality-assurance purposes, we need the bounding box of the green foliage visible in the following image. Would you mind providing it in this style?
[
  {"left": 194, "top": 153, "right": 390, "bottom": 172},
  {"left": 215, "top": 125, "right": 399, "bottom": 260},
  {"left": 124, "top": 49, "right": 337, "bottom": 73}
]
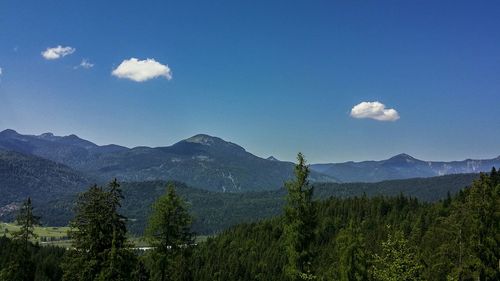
[
  {"left": 0, "top": 149, "right": 89, "bottom": 211},
  {"left": 334, "top": 221, "right": 367, "bottom": 281},
  {"left": 13, "top": 197, "right": 40, "bottom": 248},
  {"left": 122, "top": 174, "right": 480, "bottom": 235},
  {"left": 421, "top": 168, "right": 500, "bottom": 281},
  {"left": 371, "top": 229, "right": 423, "bottom": 281},
  {"left": 146, "top": 183, "right": 194, "bottom": 252},
  {"left": 30, "top": 173, "right": 479, "bottom": 235},
  {"left": 0, "top": 237, "right": 64, "bottom": 281},
  {"left": 189, "top": 169, "right": 499, "bottom": 281},
  {"left": 0, "top": 166, "right": 498, "bottom": 281},
  {"left": 145, "top": 183, "right": 194, "bottom": 281},
  {"left": 0, "top": 246, "right": 33, "bottom": 281},
  {"left": 61, "top": 180, "right": 135, "bottom": 281},
  {"left": 314, "top": 173, "right": 480, "bottom": 202},
  {"left": 283, "top": 153, "right": 317, "bottom": 280},
  {"left": 0, "top": 198, "right": 42, "bottom": 280},
  {"left": 123, "top": 180, "right": 283, "bottom": 235}
]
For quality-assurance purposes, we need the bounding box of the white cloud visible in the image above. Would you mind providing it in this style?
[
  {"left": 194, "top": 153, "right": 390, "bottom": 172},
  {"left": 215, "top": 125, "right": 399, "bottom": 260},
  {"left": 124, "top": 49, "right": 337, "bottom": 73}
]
[
  {"left": 350, "top": 101, "right": 400, "bottom": 121},
  {"left": 41, "top": 45, "right": 75, "bottom": 60},
  {"left": 0, "top": 67, "right": 2, "bottom": 76},
  {"left": 75, "top": 59, "right": 94, "bottom": 69},
  {"left": 111, "top": 58, "right": 172, "bottom": 82}
]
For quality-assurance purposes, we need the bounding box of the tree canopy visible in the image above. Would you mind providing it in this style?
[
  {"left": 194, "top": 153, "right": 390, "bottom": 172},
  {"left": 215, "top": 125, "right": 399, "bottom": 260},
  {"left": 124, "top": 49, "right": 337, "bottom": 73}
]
[{"left": 145, "top": 183, "right": 194, "bottom": 281}]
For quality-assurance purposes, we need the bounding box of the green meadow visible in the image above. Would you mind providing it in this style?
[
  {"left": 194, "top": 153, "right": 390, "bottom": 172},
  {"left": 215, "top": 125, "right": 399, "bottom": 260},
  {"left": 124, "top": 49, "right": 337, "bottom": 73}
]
[{"left": 0, "top": 222, "right": 69, "bottom": 242}]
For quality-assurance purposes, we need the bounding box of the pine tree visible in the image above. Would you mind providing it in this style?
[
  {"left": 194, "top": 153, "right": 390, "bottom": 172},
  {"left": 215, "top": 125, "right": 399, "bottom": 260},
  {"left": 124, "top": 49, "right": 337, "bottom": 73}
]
[
  {"left": 0, "top": 254, "right": 32, "bottom": 281},
  {"left": 429, "top": 171, "right": 500, "bottom": 281},
  {"left": 61, "top": 180, "right": 135, "bottom": 281},
  {"left": 145, "top": 183, "right": 193, "bottom": 281},
  {"left": 0, "top": 198, "right": 40, "bottom": 281},
  {"left": 13, "top": 197, "right": 40, "bottom": 249},
  {"left": 457, "top": 172, "right": 499, "bottom": 280},
  {"left": 283, "top": 153, "right": 317, "bottom": 281},
  {"left": 335, "top": 221, "right": 367, "bottom": 281},
  {"left": 490, "top": 167, "right": 498, "bottom": 187},
  {"left": 108, "top": 179, "right": 127, "bottom": 249}
]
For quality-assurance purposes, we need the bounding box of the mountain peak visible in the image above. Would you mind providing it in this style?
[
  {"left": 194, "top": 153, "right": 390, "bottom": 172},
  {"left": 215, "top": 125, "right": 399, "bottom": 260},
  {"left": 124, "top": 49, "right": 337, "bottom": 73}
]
[
  {"left": 40, "top": 132, "right": 54, "bottom": 137},
  {"left": 181, "top": 134, "right": 246, "bottom": 152},
  {"left": 384, "top": 153, "right": 421, "bottom": 164},
  {"left": 60, "top": 134, "right": 98, "bottom": 148},
  {"left": 0, "top": 129, "right": 19, "bottom": 136},
  {"left": 381, "top": 153, "right": 421, "bottom": 165},
  {"left": 39, "top": 132, "right": 56, "bottom": 139},
  {"left": 184, "top": 134, "right": 221, "bottom": 146},
  {"left": 391, "top": 153, "right": 416, "bottom": 159},
  {"left": 267, "top": 156, "right": 279, "bottom": 161},
  {"left": 64, "top": 134, "right": 83, "bottom": 140},
  {"left": 33, "top": 132, "right": 98, "bottom": 148}
]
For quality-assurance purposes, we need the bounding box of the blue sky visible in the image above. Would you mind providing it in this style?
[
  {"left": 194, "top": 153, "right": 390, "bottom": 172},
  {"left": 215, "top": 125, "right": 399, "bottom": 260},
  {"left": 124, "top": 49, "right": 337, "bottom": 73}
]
[{"left": 1, "top": 0, "right": 499, "bottom": 163}]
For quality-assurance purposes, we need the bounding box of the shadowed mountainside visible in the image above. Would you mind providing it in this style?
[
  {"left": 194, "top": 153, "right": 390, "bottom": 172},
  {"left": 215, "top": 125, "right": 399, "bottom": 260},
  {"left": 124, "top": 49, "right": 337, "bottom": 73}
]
[
  {"left": 0, "top": 129, "right": 336, "bottom": 192},
  {"left": 0, "top": 149, "right": 90, "bottom": 212}
]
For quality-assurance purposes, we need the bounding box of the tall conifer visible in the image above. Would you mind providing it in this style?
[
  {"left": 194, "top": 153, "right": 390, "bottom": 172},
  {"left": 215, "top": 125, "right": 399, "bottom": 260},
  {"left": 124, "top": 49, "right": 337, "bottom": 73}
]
[
  {"left": 283, "top": 153, "right": 317, "bottom": 281},
  {"left": 146, "top": 183, "right": 193, "bottom": 281}
]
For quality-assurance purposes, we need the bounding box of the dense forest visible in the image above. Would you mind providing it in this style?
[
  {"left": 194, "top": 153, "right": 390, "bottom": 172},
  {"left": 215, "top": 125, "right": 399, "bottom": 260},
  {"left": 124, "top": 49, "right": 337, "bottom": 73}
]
[
  {"left": 25, "top": 173, "right": 479, "bottom": 235},
  {"left": 187, "top": 161, "right": 499, "bottom": 280},
  {"left": 0, "top": 158, "right": 498, "bottom": 280}
]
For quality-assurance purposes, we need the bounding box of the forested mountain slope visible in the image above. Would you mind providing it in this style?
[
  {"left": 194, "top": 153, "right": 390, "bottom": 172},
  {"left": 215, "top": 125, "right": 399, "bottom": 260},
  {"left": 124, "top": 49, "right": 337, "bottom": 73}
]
[
  {"left": 189, "top": 170, "right": 500, "bottom": 280},
  {"left": 0, "top": 149, "right": 89, "bottom": 213},
  {"left": 34, "top": 173, "right": 478, "bottom": 235},
  {"left": 0, "top": 129, "right": 336, "bottom": 192},
  {"left": 1, "top": 168, "right": 497, "bottom": 280}
]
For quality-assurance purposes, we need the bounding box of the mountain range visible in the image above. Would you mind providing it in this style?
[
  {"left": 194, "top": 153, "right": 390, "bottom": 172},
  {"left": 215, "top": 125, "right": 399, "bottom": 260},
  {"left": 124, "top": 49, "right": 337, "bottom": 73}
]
[
  {"left": 0, "top": 129, "right": 335, "bottom": 192},
  {"left": 0, "top": 129, "right": 498, "bottom": 192},
  {"left": 0, "top": 128, "right": 495, "bottom": 234},
  {"left": 310, "top": 153, "right": 500, "bottom": 182}
]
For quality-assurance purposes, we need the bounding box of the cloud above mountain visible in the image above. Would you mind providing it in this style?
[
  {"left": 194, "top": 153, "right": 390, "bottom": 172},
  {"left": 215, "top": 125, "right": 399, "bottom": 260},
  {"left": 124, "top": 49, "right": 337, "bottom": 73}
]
[
  {"left": 350, "top": 101, "right": 400, "bottom": 121},
  {"left": 41, "top": 45, "right": 76, "bottom": 60},
  {"left": 111, "top": 58, "right": 172, "bottom": 82}
]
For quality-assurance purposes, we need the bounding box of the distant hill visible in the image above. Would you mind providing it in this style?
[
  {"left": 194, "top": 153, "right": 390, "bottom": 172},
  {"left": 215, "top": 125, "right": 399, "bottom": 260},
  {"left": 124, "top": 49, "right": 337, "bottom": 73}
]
[
  {"left": 0, "top": 129, "right": 486, "bottom": 234},
  {"left": 2, "top": 129, "right": 497, "bottom": 190},
  {"left": 310, "top": 153, "right": 500, "bottom": 182},
  {"left": 313, "top": 173, "right": 479, "bottom": 201},
  {"left": 34, "top": 173, "right": 479, "bottom": 235},
  {"left": 0, "top": 129, "right": 494, "bottom": 190},
  {"left": 121, "top": 173, "right": 478, "bottom": 235},
  {"left": 0, "top": 149, "right": 89, "bottom": 217},
  {"left": 0, "top": 129, "right": 337, "bottom": 192}
]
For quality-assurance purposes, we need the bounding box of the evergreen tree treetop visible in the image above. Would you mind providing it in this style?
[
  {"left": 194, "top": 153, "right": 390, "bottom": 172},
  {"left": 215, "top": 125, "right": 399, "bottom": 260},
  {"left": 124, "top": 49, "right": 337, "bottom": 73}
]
[
  {"left": 13, "top": 197, "right": 40, "bottom": 248},
  {"left": 146, "top": 183, "right": 194, "bottom": 250},
  {"left": 145, "top": 183, "right": 194, "bottom": 281},
  {"left": 283, "top": 153, "right": 317, "bottom": 281},
  {"left": 61, "top": 180, "right": 134, "bottom": 281}
]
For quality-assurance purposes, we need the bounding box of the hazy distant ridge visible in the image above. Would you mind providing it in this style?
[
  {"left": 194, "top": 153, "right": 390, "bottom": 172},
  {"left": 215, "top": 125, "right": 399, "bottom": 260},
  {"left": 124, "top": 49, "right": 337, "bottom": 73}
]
[
  {"left": 1, "top": 129, "right": 498, "bottom": 189},
  {"left": 310, "top": 153, "right": 500, "bottom": 182}
]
